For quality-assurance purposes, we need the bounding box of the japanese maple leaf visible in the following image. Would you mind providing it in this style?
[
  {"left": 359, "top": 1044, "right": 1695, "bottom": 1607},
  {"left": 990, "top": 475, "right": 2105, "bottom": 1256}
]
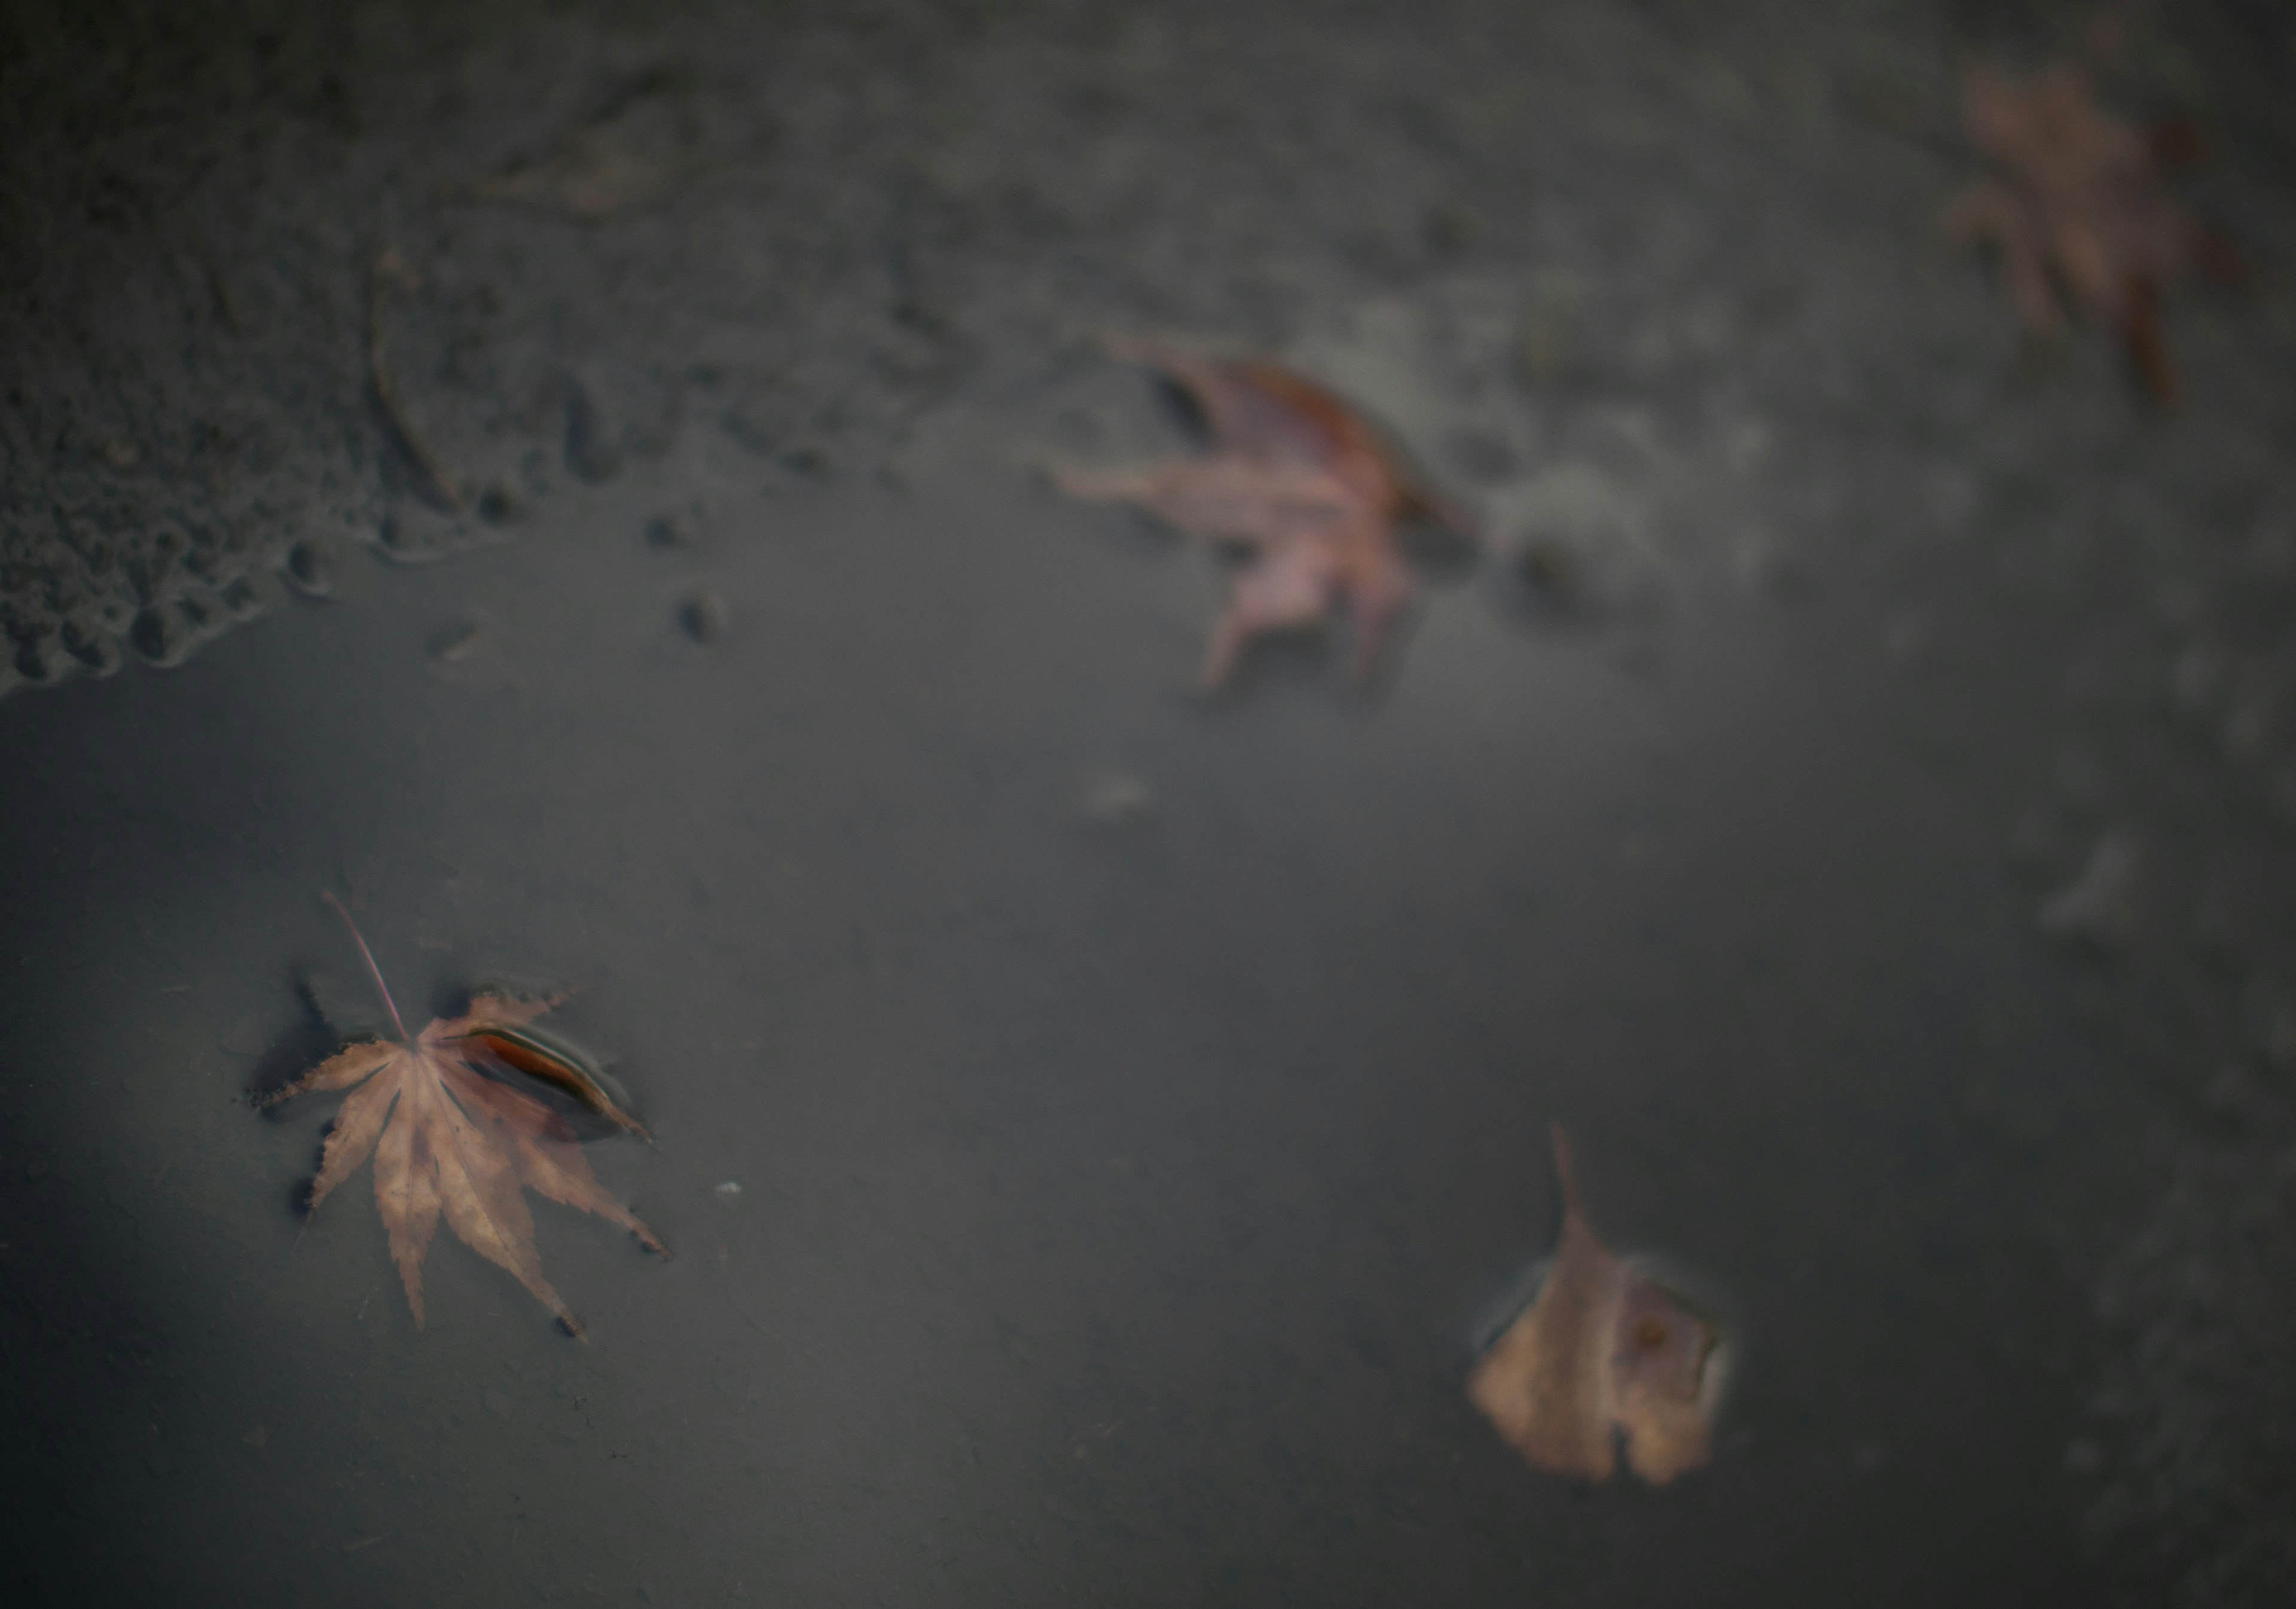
[
  {"left": 1940, "top": 48, "right": 2245, "bottom": 405},
  {"left": 261, "top": 896, "right": 667, "bottom": 1336},
  {"left": 1052, "top": 336, "right": 1471, "bottom": 689}
]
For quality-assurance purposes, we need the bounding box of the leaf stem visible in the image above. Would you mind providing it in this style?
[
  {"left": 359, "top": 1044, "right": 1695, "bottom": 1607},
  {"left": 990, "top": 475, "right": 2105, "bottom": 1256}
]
[{"left": 323, "top": 890, "right": 409, "bottom": 1043}]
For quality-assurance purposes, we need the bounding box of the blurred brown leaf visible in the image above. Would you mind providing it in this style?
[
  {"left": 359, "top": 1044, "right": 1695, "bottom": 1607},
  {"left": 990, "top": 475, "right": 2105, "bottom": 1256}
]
[
  {"left": 1941, "top": 44, "right": 2246, "bottom": 406},
  {"left": 1468, "top": 1125, "right": 1724, "bottom": 1485},
  {"left": 1052, "top": 337, "right": 1471, "bottom": 689}
]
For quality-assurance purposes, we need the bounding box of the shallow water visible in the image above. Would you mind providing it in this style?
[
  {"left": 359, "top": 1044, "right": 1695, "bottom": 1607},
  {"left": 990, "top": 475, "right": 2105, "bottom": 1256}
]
[
  {"left": 7, "top": 0, "right": 2294, "bottom": 1603},
  {"left": 0, "top": 393, "right": 2114, "bottom": 1604}
]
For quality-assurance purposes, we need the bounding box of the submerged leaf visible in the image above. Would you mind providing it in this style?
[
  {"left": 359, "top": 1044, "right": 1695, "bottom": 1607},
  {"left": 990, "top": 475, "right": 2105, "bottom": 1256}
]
[
  {"left": 1468, "top": 1125, "right": 1726, "bottom": 1484},
  {"left": 1052, "top": 336, "right": 1472, "bottom": 688},
  {"left": 262, "top": 899, "right": 667, "bottom": 1335},
  {"left": 1940, "top": 26, "right": 2246, "bottom": 405}
]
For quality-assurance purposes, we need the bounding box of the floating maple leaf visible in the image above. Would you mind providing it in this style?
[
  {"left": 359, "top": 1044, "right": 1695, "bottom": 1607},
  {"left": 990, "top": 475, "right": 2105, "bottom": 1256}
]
[
  {"left": 1052, "top": 337, "right": 1473, "bottom": 688},
  {"left": 1940, "top": 23, "right": 2246, "bottom": 405},
  {"left": 262, "top": 895, "right": 667, "bottom": 1336},
  {"left": 1468, "top": 1125, "right": 1726, "bottom": 1485}
]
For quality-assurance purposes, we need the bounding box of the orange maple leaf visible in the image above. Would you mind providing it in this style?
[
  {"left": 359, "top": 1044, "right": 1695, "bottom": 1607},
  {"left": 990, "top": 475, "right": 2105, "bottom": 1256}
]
[
  {"left": 1053, "top": 336, "right": 1472, "bottom": 688},
  {"left": 262, "top": 896, "right": 667, "bottom": 1336}
]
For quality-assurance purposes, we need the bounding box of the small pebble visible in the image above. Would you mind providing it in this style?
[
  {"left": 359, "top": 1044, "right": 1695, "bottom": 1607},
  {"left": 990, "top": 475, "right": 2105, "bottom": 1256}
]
[
  {"left": 378, "top": 510, "right": 431, "bottom": 557},
  {"left": 676, "top": 589, "right": 729, "bottom": 645},
  {"left": 426, "top": 616, "right": 486, "bottom": 664},
  {"left": 129, "top": 604, "right": 192, "bottom": 667},
  {"left": 283, "top": 536, "right": 337, "bottom": 596},
  {"left": 62, "top": 617, "right": 121, "bottom": 677},
  {"left": 175, "top": 588, "right": 224, "bottom": 634},
  {"left": 1082, "top": 770, "right": 1152, "bottom": 825},
  {"left": 475, "top": 484, "right": 522, "bottom": 526},
  {"left": 219, "top": 576, "right": 270, "bottom": 622},
  {"left": 563, "top": 375, "right": 621, "bottom": 485}
]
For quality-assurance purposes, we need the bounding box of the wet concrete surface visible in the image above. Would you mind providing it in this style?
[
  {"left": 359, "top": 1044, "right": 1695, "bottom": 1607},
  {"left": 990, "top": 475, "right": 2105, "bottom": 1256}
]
[{"left": 3, "top": 1, "right": 2294, "bottom": 1604}]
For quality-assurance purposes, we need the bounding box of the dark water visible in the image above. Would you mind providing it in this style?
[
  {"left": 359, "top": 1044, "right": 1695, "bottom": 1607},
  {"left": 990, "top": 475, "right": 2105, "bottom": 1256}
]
[
  {"left": 0, "top": 402, "right": 2107, "bottom": 1605},
  {"left": 5, "top": 1, "right": 2294, "bottom": 1604}
]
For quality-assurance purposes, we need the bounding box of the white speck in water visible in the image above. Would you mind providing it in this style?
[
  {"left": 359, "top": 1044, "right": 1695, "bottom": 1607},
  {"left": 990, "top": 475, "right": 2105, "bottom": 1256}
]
[
  {"left": 713, "top": 1180, "right": 743, "bottom": 1202},
  {"left": 1081, "top": 770, "right": 1152, "bottom": 825}
]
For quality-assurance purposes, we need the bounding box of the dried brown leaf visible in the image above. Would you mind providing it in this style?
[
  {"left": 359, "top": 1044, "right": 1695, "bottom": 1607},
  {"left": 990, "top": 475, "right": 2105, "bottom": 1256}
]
[
  {"left": 1053, "top": 337, "right": 1472, "bottom": 688},
  {"left": 1468, "top": 1125, "right": 1726, "bottom": 1485},
  {"left": 262, "top": 900, "right": 666, "bottom": 1336},
  {"left": 1941, "top": 24, "right": 2245, "bottom": 406}
]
